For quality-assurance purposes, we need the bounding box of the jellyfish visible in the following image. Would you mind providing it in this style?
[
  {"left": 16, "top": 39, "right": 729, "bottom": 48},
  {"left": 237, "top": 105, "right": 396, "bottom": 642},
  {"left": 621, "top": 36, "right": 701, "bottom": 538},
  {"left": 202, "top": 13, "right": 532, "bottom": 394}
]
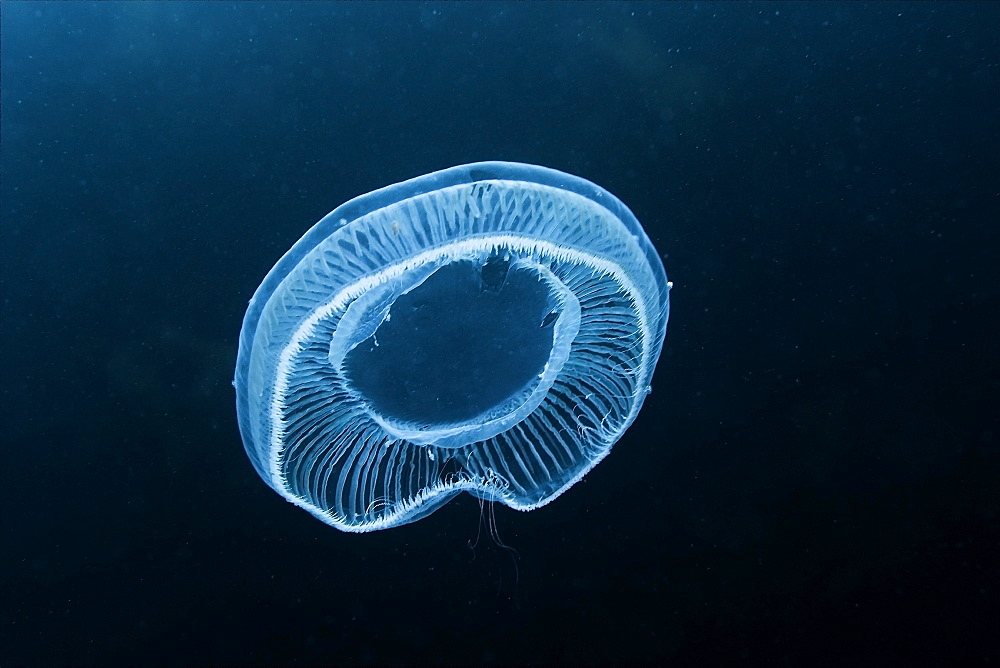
[{"left": 234, "top": 162, "right": 670, "bottom": 532}]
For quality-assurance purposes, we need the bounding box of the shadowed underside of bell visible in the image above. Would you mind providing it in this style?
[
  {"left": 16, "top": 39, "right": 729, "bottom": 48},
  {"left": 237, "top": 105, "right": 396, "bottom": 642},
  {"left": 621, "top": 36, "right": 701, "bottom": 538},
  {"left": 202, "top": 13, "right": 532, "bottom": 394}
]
[{"left": 235, "top": 162, "right": 670, "bottom": 532}]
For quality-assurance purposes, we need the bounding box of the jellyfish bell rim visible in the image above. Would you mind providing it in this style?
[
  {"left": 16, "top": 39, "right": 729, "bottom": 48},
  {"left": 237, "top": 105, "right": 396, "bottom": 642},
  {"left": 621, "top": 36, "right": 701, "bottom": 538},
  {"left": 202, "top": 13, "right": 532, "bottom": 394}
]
[{"left": 234, "top": 161, "right": 670, "bottom": 532}]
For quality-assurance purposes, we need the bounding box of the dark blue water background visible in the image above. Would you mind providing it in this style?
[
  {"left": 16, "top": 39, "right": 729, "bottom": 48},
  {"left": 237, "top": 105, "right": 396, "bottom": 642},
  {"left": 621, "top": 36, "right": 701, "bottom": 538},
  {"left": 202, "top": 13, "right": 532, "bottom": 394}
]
[{"left": 2, "top": 2, "right": 998, "bottom": 664}]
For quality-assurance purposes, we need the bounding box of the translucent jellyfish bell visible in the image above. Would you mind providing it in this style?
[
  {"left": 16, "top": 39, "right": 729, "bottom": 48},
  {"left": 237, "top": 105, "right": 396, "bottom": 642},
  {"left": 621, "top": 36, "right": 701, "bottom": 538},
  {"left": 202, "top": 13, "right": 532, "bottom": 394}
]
[{"left": 235, "top": 162, "right": 670, "bottom": 532}]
